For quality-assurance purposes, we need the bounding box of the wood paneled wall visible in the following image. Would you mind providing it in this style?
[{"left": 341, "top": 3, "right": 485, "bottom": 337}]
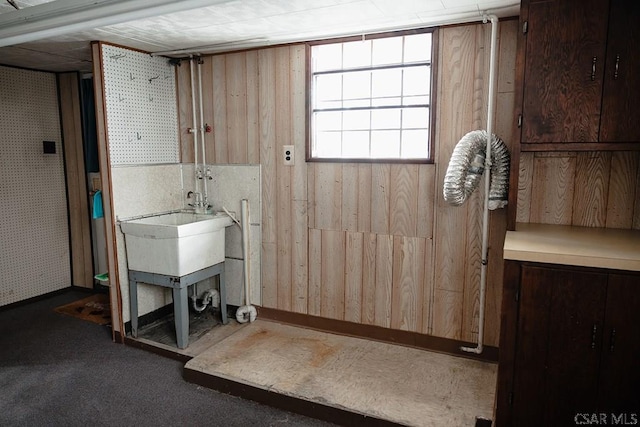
[
  {"left": 517, "top": 151, "right": 640, "bottom": 229},
  {"left": 176, "top": 21, "right": 519, "bottom": 347}
]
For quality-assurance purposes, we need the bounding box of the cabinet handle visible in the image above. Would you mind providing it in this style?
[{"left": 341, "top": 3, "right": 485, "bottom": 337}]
[
  {"left": 609, "top": 328, "right": 616, "bottom": 352},
  {"left": 591, "top": 56, "right": 597, "bottom": 81},
  {"left": 591, "top": 324, "right": 598, "bottom": 349},
  {"left": 614, "top": 55, "right": 620, "bottom": 80}
]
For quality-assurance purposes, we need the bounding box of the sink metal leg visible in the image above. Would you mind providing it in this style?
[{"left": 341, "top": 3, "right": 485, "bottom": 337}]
[
  {"left": 219, "top": 268, "right": 228, "bottom": 325},
  {"left": 129, "top": 280, "right": 138, "bottom": 338},
  {"left": 173, "top": 287, "right": 189, "bottom": 349}
]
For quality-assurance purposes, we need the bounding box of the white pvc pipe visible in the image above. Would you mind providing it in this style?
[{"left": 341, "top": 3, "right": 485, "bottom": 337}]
[
  {"left": 197, "top": 57, "right": 209, "bottom": 207},
  {"left": 189, "top": 56, "right": 199, "bottom": 201},
  {"left": 461, "top": 14, "right": 499, "bottom": 355},
  {"left": 236, "top": 199, "right": 257, "bottom": 323}
]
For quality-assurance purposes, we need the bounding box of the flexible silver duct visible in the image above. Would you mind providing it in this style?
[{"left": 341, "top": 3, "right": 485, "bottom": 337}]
[{"left": 443, "top": 130, "right": 510, "bottom": 210}]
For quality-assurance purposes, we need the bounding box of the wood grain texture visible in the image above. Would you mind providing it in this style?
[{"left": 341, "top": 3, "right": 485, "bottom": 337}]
[
  {"left": 361, "top": 232, "right": 377, "bottom": 325},
  {"left": 212, "top": 55, "right": 228, "bottom": 163},
  {"left": 529, "top": 153, "right": 576, "bottom": 225},
  {"left": 416, "top": 165, "right": 436, "bottom": 238},
  {"left": 391, "top": 236, "right": 425, "bottom": 332},
  {"left": 320, "top": 229, "right": 345, "bottom": 320},
  {"left": 200, "top": 58, "right": 215, "bottom": 164},
  {"left": 308, "top": 228, "right": 322, "bottom": 316},
  {"left": 176, "top": 62, "right": 194, "bottom": 163},
  {"left": 225, "top": 52, "right": 248, "bottom": 163},
  {"left": 344, "top": 231, "right": 364, "bottom": 323},
  {"left": 261, "top": 242, "right": 277, "bottom": 308},
  {"left": 170, "top": 22, "right": 523, "bottom": 345},
  {"left": 276, "top": 47, "right": 292, "bottom": 312},
  {"left": 374, "top": 234, "right": 393, "bottom": 328},
  {"left": 370, "top": 164, "right": 391, "bottom": 234},
  {"left": 314, "top": 163, "right": 342, "bottom": 230},
  {"left": 572, "top": 152, "right": 611, "bottom": 227},
  {"left": 292, "top": 200, "right": 308, "bottom": 314},
  {"left": 258, "top": 49, "right": 277, "bottom": 244},
  {"left": 245, "top": 51, "right": 260, "bottom": 164},
  {"left": 606, "top": 152, "right": 640, "bottom": 229},
  {"left": 389, "top": 165, "right": 419, "bottom": 237},
  {"left": 58, "top": 72, "right": 93, "bottom": 288}
]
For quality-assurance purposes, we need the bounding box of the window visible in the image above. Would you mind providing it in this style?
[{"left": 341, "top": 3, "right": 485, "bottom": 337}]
[{"left": 308, "top": 29, "right": 436, "bottom": 163}]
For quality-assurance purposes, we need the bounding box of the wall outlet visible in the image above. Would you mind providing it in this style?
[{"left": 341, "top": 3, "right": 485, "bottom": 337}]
[{"left": 283, "top": 145, "right": 294, "bottom": 166}]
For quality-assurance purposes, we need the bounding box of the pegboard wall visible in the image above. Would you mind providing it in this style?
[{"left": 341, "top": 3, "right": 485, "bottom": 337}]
[
  {"left": 102, "top": 44, "right": 179, "bottom": 165},
  {"left": 0, "top": 66, "right": 71, "bottom": 306}
]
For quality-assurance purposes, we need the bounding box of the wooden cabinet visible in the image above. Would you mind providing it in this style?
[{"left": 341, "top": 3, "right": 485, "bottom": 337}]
[
  {"left": 496, "top": 261, "right": 640, "bottom": 426},
  {"left": 519, "top": 0, "right": 640, "bottom": 146}
]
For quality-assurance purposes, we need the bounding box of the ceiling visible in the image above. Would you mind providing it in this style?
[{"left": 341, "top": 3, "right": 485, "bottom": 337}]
[{"left": 0, "top": 0, "right": 519, "bottom": 73}]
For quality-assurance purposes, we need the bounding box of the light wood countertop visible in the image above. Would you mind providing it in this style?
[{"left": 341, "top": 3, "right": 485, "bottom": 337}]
[{"left": 504, "top": 223, "right": 640, "bottom": 272}]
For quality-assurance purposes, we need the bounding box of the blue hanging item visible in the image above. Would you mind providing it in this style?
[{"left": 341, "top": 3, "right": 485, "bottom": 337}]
[{"left": 92, "top": 190, "right": 104, "bottom": 219}]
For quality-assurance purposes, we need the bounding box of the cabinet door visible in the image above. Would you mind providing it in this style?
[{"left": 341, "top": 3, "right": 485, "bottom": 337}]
[
  {"left": 512, "top": 266, "right": 607, "bottom": 426},
  {"left": 521, "top": 0, "right": 609, "bottom": 143},
  {"left": 599, "top": 0, "right": 640, "bottom": 142},
  {"left": 598, "top": 273, "right": 640, "bottom": 413}
]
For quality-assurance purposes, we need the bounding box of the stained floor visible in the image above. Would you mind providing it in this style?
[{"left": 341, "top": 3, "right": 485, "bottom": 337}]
[{"left": 185, "top": 320, "right": 497, "bottom": 426}]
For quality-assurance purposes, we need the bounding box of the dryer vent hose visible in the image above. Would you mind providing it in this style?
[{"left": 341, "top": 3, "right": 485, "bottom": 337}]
[{"left": 443, "top": 130, "right": 510, "bottom": 210}]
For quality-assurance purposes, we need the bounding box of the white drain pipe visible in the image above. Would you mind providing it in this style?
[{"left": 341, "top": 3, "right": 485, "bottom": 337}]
[
  {"left": 236, "top": 199, "right": 257, "bottom": 323},
  {"left": 461, "top": 13, "right": 499, "bottom": 355}
]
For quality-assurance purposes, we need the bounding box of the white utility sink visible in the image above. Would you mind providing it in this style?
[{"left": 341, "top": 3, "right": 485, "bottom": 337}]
[{"left": 120, "top": 211, "right": 234, "bottom": 276}]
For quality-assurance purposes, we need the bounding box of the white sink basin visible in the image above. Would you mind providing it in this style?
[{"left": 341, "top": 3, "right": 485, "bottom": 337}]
[{"left": 120, "top": 212, "right": 234, "bottom": 276}]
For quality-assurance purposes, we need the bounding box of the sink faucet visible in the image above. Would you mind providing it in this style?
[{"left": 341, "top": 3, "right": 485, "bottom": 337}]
[{"left": 187, "top": 191, "right": 210, "bottom": 213}]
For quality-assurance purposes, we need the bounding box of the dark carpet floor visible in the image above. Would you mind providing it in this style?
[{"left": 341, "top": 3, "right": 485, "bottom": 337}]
[{"left": 0, "top": 289, "right": 334, "bottom": 427}]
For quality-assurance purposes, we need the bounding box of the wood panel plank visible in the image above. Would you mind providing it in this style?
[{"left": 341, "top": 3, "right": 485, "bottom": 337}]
[
  {"left": 390, "top": 164, "right": 419, "bottom": 237},
  {"left": 292, "top": 200, "right": 308, "bottom": 313},
  {"left": 200, "top": 57, "right": 215, "bottom": 164},
  {"left": 497, "top": 20, "right": 518, "bottom": 95},
  {"left": 320, "top": 229, "right": 345, "bottom": 320},
  {"left": 572, "top": 152, "right": 611, "bottom": 227},
  {"left": 361, "top": 233, "right": 377, "bottom": 325},
  {"left": 275, "top": 47, "right": 292, "bottom": 312},
  {"left": 307, "top": 163, "right": 316, "bottom": 229},
  {"left": 258, "top": 49, "right": 277, "bottom": 243},
  {"left": 530, "top": 153, "right": 576, "bottom": 225},
  {"left": 357, "top": 164, "right": 372, "bottom": 233},
  {"left": 225, "top": 52, "right": 248, "bottom": 163},
  {"left": 374, "top": 234, "right": 393, "bottom": 328},
  {"left": 371, "top": 164, "right": 391, "bottom": 234},
  {"left": 58, "top": 72, "right": 93, "bottom": 288},
  {"left": 245, "top": 51, "right": 260, "bottom": 164},
  {"left": 432, "top": 289, "right": 463, "bottom": 340},
  {"left": 391, "top": 236, "right": 425, "bottom": 332},
  {"left": 261, "top": 242, "right": 277, "bottom": 308},
  {"left": 606, "top": 152, "right": 640, "bottom": 229},
  {"left": 421, "top": 237, "right": 435, "bottom": 335},
  {"left": 634, "top": 161, "right": 640, "bottom": 230},
  {"left": 314, "top": 163, "right": 342, "bottom": 230},
  {"left": 344, "top": 231, "right": 364, "bottom": 323},
  {"left": 176, "top": 62, "right": 194, "bottom": 163},
  {"left": 516, "top": 152, "right": 534, "bottom": 223},
  {"left": 485, "top": 207, "right": 507, "bottom": 347},
  {"left": 290, "top": 44, "right": 307, "bottom": 203},
  {"left": 434, "top": 25, "right": 476, "bottom": 297},
  {"left": 416, "top": 165, "right": 435, "bottom": 239},
  {"left": 308, "top": 228, "right": 322, "bottom": 316},
  {"left": 342, "top": 164, "right": 359, "bottom": 231},
  {"left": 212, "top": 55, "right": 228, "bottom": 163}
]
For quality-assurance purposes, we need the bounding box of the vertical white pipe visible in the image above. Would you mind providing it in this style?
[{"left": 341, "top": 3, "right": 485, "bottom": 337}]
[
  {"left": 189, "top": 56, "right": 199, "bottom": 199},
  {"left": 197, "top": 57, "right": 208, "bottom": 206},
  {"left": 241, "top": 199, "right": 251, "bottom": 305},
  {"left": 462, "top": 14, "right": 499, "bottom": 355}
]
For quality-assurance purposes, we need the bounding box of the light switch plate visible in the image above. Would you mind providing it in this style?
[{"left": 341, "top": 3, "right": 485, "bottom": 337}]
[{"left": 283, "top": 145, "right": 294, "bottom": 166}]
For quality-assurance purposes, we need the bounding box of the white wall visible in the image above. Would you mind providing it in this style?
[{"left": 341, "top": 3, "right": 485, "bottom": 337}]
[{"left": 0, "top": 66, "right": 70, "bottom": 306}]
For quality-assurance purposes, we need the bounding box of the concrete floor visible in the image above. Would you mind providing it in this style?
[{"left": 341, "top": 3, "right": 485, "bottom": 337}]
[{"left": 184, "top": 320, "right": 497, "bottom": 426}]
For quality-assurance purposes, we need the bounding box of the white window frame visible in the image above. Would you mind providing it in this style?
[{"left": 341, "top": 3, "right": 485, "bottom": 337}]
[{"left": 307, "top": 28, "right": 437, "bottom": 163}]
